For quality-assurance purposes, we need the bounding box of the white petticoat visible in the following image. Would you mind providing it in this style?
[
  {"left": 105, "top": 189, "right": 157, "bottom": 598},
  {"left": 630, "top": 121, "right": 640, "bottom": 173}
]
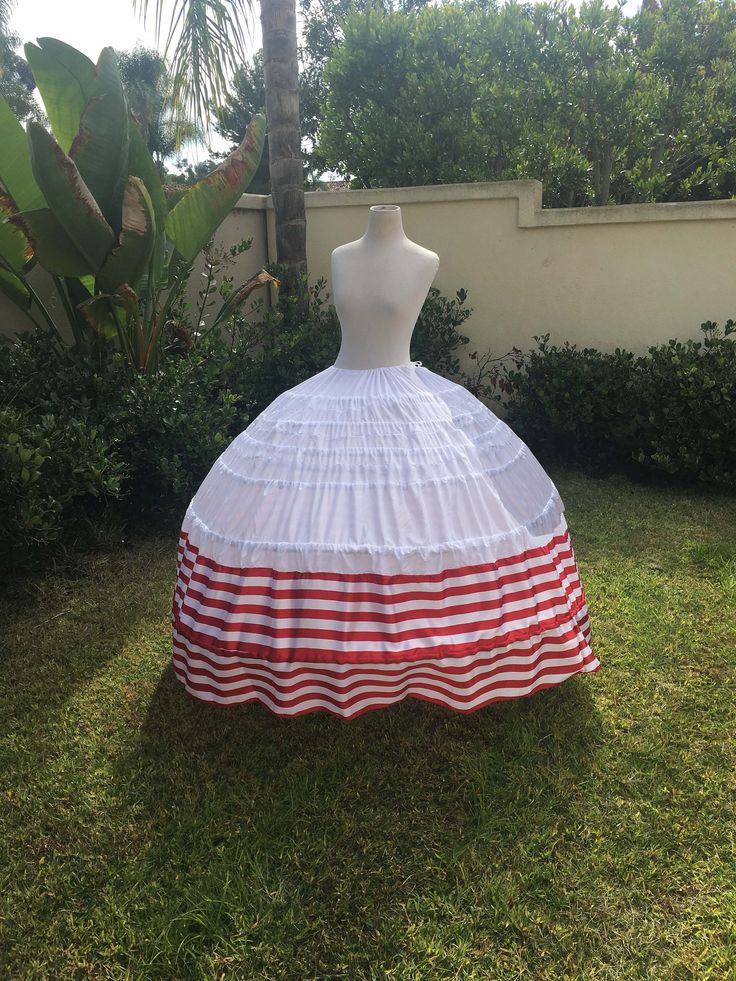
[{"left": 171, "top": 361, "right": 599, "bottom": 718}]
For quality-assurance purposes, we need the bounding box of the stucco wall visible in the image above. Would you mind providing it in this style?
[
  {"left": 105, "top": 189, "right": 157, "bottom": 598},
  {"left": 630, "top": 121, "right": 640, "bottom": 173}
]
[
  {"left": 281, "top": 181, "right": 736, "bottom": 364},
  {"left": 4, "top": 181, "right": 736, "bottom": 368}
]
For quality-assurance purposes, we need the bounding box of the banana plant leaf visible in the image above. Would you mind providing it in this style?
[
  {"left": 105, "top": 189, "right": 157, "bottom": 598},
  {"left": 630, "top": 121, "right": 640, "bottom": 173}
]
[
  {"left": 23, "top": 38, "right": 97, "bottom": 154},
  {"left": 166, "top": 113, "right": 266, "bottom": 264},
  {"left": 163, "top": 185, "right": 189, "bottom": 210},
  {"left": 27, "top": 121, "right": 114, "bottom": 272},
  {"left": 69, "top": 47, "right": 129, "bottom": 234},
  {"left": 77, "top": 292, "right": 123, "bottom": 340},
  {"left": 9, "top": 207, "right": 91, "bottom": 276},
  {"left": 0, "top": 96, "right": 46, "bottom": 213},
  {"left": 0, "top": 266, "right": 31, "bottom": 310},
  {"left": 128, "top": 118, "right": 167, "bottom": 230},
  {"left": 97, "top": 176, "right": 156, "bottom": 293},
  {"left": 128, "top": 118, "right": 168, "bottom": 289}
]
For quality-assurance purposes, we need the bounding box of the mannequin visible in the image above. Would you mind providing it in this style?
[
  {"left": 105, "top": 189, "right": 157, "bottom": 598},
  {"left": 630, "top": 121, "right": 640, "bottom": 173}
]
[
  {"left": 332, "top": 205, "right": 440, "bottom": 369},
  {"left": 171, "top": 207, "right": 599, "bottom": 719}
]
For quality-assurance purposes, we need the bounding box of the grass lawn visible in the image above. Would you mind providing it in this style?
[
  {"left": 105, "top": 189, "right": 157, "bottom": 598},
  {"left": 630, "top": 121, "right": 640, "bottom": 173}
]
[{"left": 1, "top": 469, "right": 735, "bottom": 979}]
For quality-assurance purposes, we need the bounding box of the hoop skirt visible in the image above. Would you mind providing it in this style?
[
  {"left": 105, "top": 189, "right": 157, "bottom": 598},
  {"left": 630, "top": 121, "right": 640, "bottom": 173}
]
[{"left": 171, "top": 360, "right": 599, "bottom": 719}]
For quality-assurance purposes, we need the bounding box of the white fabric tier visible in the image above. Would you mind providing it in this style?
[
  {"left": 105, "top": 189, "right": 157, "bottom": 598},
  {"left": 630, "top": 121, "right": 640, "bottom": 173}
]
[{"left": 180, "top": 362, "right": 566, "bottom": 577}]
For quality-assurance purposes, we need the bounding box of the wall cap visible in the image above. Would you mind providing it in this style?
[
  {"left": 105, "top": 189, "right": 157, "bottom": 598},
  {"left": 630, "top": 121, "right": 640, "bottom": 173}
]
[{"left": 236, "top": 180, "right": 736, "bottom": 226}]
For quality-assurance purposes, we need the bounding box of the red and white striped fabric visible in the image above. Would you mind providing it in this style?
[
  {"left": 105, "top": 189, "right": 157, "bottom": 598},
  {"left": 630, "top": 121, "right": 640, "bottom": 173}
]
[{"left": 171, "top": 361, "right": 599, "bottom": 718}]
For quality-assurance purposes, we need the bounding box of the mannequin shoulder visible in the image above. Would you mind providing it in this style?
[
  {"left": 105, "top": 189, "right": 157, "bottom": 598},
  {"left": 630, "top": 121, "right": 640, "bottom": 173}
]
[
  {"left": 331, "top": 240, "right": 362, "bottom": 262},
  {"left": 407, "top": 242, "right": 440, "bottom": 273}
]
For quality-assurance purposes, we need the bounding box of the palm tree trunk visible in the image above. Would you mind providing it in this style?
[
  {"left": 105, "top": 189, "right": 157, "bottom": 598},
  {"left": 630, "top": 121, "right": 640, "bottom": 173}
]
[{"left": 260, "top": 0, "right": 308, "bottom": 301}]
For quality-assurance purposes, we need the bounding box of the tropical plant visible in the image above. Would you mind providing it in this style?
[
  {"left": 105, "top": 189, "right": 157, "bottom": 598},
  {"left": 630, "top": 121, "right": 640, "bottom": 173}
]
[{"left": 0, "top": 37, "right": 268, "bottom": 373}]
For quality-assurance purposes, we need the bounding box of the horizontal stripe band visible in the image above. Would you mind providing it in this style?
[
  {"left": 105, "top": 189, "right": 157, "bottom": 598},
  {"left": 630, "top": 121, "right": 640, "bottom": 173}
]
[
  {"left": 172, "top": 635, "right": 596, "bottom": 694},
  {"left": 173, "top": 657, "right": 601, "bottom": 719},
  {"left": 172, "top": 592, "right": 589, "bottom": 664},
  {"left": 173, "top": 585, "right": 586, "bottom": 644},
  {"left": 176, "top": 541, "right": 580, "bottom": 607},
  {"left": 172, "top": 623, "right": 589, "bottom": 678},
  {"left": 176, "top": 565, "right": 583, "bottom": 629},
  {"left": 176, "top": 528, "right": 573, "bottom": 585},
  {"left": 173, "top": 653, "right": 599, "bottom": 704}
]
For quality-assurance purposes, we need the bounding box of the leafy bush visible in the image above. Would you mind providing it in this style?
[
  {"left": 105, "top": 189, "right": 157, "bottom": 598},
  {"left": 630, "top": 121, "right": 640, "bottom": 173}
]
[
  {"left": 108, "top": 333, "right": 242, "bottom": 511},
  {"left": 635, "top": 320, "right": 736, "bottom": 485},
  {"left": 411, "top": 286, "right": 473, "bottom": 377},
  {"left": 0, "top": 328, "right": 242, "bottom": 545},
  {"left": 219, "top": 271, "right": 342, "bottom": 422},
  {"left": 0, "top": 325, "right": 111, "bottom": 421},
  {"left": 0, "top": 407, "right": 125, "bottom": 553},
  {"left": 503, "top": 333, "right": 643, "bottom": 472},
  {"left": 502, "top": 321, "right": 736, "bottom": 486}
]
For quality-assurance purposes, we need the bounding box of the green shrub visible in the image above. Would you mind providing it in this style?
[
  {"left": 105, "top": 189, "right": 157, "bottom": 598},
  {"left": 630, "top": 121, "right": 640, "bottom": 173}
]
[
  {"left": 0, "top": 407, "right": 125, "bottom": 554},
  {"left": 503, "top": 333, "right": 643, "bottom": 472},
  {"left": 108, "top": 332, "right": 242, "bottom": 512},
  {"left": 220, "top": 272, "right": 343, "bottom": 422},
  {"left": 635, "top": 320, "right": 736, "bottom": 485},
  {"left": 0, "top": 326, "right": 111, "bottom": 421},
  {"left": 502, "top": 321, "right": 736, "bottom": 486},
  {"left": 412, "top": 286, "right": 474, "bottom": 379},
  {"left": 0, "top": 328, "right": 242, "bottom": 541}
]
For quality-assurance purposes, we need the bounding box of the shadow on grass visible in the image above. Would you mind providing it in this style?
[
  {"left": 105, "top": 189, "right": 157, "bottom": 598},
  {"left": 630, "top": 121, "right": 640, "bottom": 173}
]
[
  {"left": 140, "top": 661, "right": 602, "bottom": 783},
  {"left": 112, "top": 662, "right": 604, "bottom": 973},
  {"left": 0, "top": 536, "right": 177, "bottom": 726}
]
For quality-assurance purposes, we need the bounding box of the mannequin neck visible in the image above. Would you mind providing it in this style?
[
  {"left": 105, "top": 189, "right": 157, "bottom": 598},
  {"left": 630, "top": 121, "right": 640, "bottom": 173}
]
[{"left": 361, "top": 205, "right": 407, "bottom": 244}]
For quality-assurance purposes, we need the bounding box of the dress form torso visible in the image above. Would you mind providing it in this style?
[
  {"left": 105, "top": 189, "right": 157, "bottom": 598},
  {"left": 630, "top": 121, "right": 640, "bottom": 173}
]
[{"left": 331, "top": 205, "right": 440, "bottom": 369}]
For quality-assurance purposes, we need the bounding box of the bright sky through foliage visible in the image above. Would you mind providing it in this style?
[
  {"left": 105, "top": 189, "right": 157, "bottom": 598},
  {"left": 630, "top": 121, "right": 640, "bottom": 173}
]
[{"left": 9, "top": 0, "right": 265, "bottom": 163}]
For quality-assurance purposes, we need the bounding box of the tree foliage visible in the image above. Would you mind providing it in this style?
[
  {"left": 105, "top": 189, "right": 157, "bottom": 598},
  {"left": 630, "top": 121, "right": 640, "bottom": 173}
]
[
  {"left": 116, "top": 45, "right": 203, "bottom": 172},
  {"left": 315, "top": 0, "right": 736, "bottom": 205},
  {"left": 0, "top": 0, "right": 42, "bottom": 127},
  {"left": 131, "top": 0, "right": 257, "bottom": 144}
]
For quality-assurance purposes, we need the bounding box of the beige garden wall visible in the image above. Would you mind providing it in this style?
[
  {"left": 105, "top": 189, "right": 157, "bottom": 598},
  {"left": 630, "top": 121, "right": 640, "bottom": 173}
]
[
  {"left": 4, "top": 180, "right": 736, "bottom": 370},
  {"left": 261, "top": 181, "right": 736, "bottom": 368}
]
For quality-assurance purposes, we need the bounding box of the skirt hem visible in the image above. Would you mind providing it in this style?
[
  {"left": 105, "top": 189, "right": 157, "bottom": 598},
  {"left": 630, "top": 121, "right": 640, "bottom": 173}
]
[{"left": 171, "top": 657, "right": 601, "bottom": 720}]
